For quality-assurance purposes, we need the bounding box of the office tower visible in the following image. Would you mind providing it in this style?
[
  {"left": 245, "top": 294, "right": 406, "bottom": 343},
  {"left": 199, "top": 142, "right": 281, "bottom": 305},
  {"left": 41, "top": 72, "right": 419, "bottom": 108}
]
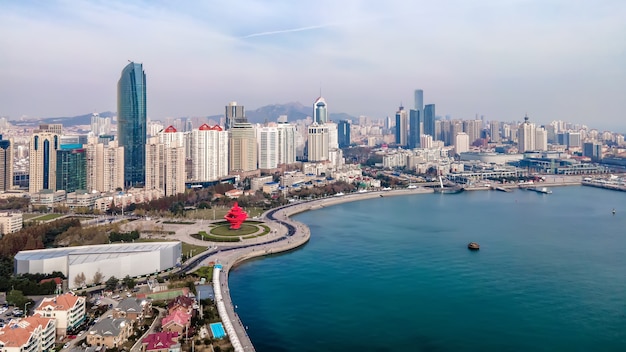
[
  {"left": 395, "top": 105, "right": 408, "bottom": 146},
  {"left": 338, "top": 120, "right": 351, "bottom": 148},
  {"left": 229, "top": 122, "right": 257, "bottom": 172},
  {"left": 490, "top": 121, "right": 501, "bottom": 142},
  {"left": 191, "top": 124, "right": 228, "bottom": 182},
  {"left": 583, "top": 142, "right": 602, "bottom": 161},
  {"left": 145, "top": 128, "right": 186, "bottom": 196},
  {"left": 117, "top": 61, "right": 147, "bottom": 188},
  {"left": 313, "top": 97, "right": 328, "bottom": 124},
  {"left": 29, "top": 132, "right": 59, "bottom": 193},
  {"left": 277, "top": 122, "right": 296, "bottom": 165},
  {"left": 409, "top": 89, "right": 424, "bottom": 148},
  {"left": 424, "top": 104, "right": 435, "bottom": 138},
  {"left": 0, "top": 137, "right": 13, "bottom": 191},
  {"left": 566, "top": 132, "right": 582, "bottom": 149},
  {"left": 518, "top": 115, "right": 536, "bottom": 153},
  {"left": 326, "top": 122, "right": 338, "bottom": 149},
  {"left": 225, "top": 101, "right": 246, "bottom": 130},
  {"left": 38, "top": 124, "right": 63, "bottom": 135},
  {"left": 454, "top": 132, "right": 470, "bottom": 155},
  {"left": 463, "top": 120, "right": 482, "bottom": 145},
  {"left": 535, "top": 128, "right": 548, "bottom": 151},
  {"left": 257, "top": 126, "right": 279, "bottom": 169},
  {"left": 90, "top": 113, "right": 111, "bottom": 136},
  {"left": 56, "top": 144, "right": 87, "bottom": 193},
  {"left": 307, "top": 122, "right": 329, "bottom": 162}
]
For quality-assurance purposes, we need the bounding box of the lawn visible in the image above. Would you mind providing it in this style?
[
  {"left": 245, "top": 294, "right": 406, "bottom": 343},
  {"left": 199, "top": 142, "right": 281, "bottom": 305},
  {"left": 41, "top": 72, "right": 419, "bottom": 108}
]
[
  {"left": 136, "top": 238, "right": 207, "bottom": 256},
  {"left": 185, "top": 206, "right": 265, "bottom": 220},
  {"left": 209, "top": 224, "right": 258, "bottom": 237},
  {"left": 193, "top": 232, "right": 240, "bottom": 242},
  {"left": 31, "top": 213, "right": 64, "bottom": 221}
]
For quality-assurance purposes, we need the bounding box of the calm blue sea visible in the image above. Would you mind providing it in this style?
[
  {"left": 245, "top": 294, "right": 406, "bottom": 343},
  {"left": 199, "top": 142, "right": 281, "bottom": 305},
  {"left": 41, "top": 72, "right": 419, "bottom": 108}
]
[{"left": 229, "top": 186, "right": 626, "bottom": 352}]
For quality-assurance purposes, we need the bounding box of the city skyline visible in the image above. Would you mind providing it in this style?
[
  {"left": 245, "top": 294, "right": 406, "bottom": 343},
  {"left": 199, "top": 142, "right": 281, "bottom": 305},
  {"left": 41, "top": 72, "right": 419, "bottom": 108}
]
[{"left": 1, "top": 1, "right": 625, "bottom": 131}]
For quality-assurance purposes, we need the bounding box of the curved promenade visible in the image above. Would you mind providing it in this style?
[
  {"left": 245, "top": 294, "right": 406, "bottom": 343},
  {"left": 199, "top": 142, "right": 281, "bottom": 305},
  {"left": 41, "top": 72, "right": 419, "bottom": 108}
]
[{"left": 186, "top": 187, "right": 433, "bottom": 351}]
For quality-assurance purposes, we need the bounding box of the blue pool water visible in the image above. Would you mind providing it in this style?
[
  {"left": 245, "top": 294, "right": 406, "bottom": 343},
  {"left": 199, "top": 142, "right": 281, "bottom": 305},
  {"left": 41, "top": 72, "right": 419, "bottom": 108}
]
[
  {"left": 230, "top": 186, "right": 626, "bottom": 351},
  {"left": 210, "top": 322, "right": 226, "bottom": 339}
]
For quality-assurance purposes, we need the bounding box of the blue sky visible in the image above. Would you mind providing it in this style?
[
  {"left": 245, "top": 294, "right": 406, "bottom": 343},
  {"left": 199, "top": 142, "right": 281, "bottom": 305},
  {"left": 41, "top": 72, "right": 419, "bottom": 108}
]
[{"left": 1, "top": 0, "right": 625, "bottom": 130}]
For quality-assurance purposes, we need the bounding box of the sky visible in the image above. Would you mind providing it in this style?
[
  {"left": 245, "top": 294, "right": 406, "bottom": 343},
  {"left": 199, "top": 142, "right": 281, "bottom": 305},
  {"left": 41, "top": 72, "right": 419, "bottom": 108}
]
[{"left": 1, "top": 0, "right": 625, "bottom": 131}]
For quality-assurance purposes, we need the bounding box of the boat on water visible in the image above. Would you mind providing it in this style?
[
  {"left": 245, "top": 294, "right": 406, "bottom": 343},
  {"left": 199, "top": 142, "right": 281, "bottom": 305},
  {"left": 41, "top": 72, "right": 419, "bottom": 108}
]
[
  {"left": 527, "top": 187, "right": 552, "bottom": 194},
  {"left": 468, "top": 242, "right": 480, "bottom": 250}
]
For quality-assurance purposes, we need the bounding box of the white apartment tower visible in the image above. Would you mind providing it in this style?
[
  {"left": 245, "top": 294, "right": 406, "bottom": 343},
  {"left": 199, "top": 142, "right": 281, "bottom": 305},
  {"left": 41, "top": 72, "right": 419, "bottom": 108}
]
[
  {"left": 326, "top": 121, "right": 339, "bottom": 149},
  {"left": 277, "top": 122, "right": 296, "bottom": 164},
  {"left": 85, "top": 137, "right": 124, "bottom": 193},
  {"left": 145, "top": 126, "right": 186, "bottom": 196},
  {"left": 257, "top": 126, "right": 279, "bottom": 169},
  {"left": 454, "top": 132, "right": 470, "bottom": 155},
  {"left": 307, "top": 122, "right": 329, "bottom": 162},
  {"left": 191, "top": 124, "right": 228, "bottom": 181},
  {"left": 90, "top": 113, "right": 112, "bottom": 136},
  {"left": 518, "top": 115, "right": 536, "bottom": 153},
  {"left": 535, "top": 127, "right": 548, "bottom": 151}
]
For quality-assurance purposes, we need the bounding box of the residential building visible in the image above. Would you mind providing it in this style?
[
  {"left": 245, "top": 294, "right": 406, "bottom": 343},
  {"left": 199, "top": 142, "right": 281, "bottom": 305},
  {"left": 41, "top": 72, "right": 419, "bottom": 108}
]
[
  {"left": 34, "top": 293, "right": 86, "bottom": 335},
  {"left": 277, "top": 121, "right": 296, "bottom": 164},
  {"left": 29, "top": 132, "right": 60, "bottom": 193},
  {"left": 161, "top": 310, "right": 191, "bottom": 335},
  {"left": 490, "top": 121, "right": 501, "bottom": 142},
  {"left": 113, "top": 298, "right": 152, "bottom": 322},
  {"left": 85, "top": 138, "right": 124, "bottom": 193},
  {"left": 0, "top": 314, "right": 56, "bottom": 352},
  {"left": 117, "top": 61, "right": 147, "bottom": 188},
  {"left": 190, "top": 124, "right": 228, "bottom": 182},
  {"left": 145, "top": 129, "right": 186, "bottom": 197},
  {"left": 86, "top": 318, "right": 133, "bottom": 349},
  {"left": 38, "top": 124, "right": 63, "bottom": 135},
  {"left": 229, "top": 122, "right": 257, "bottom": 172},
  {"left": 90, "top": 113, "right": 112, "bottom": 136},
  {"left": 454, "top": 132, "right": 470, "bottom": 155},
  {"left": 257, "top": 126, "right": 278, "bottom": 169},
  {"left": 535, "top": 127, "right": 548, "bottom": 151},
  {"left": 518, "top": 115, "right": 536, "bottom": 152},
  {"left": 141, "top": 332, "right": 180, "bottom": 352}
]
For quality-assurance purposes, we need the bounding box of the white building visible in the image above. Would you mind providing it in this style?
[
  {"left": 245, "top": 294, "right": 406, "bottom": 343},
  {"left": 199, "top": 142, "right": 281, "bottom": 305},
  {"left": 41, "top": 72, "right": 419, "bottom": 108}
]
[
  {"left": 518, "top": 116, "right": 536, "bottom": 152},
  {"left": 15, "top": 242, "right": 182, "bottom": 289},
  {"left": 29, "top": 132, "right": 59, "bottom": 193},
  {"left": 34, "top": 293, "right": 85, "bottom": 335},
  {"left": 454, "top": 132, "right": 470, "bottom": 155},
  {"left": 85, "top": 137, "right": 124, "bottom": 193},
  {"left": 0, "top": 315, "right": 56, "bottom": 352},
  {"left": 307, "top": 122, "right": 329, "bottom": 162},
  {"left": 0, "top": 212, "right": 22, "bottom": 235},
  {"left": 145, "top": 127, "right": 186, "bottom": 197},
  {"left": 257, "top": 126, "right": 279, "bottom": 169},
  {"left": 326, "top": 122, "right": 339, "bottom": 149},
  {"left": 277, "top": 122, "right": 296, "bottom": 164},
  {"left": 90, "top": 113, "right": 112, "bottom": 136},
  {"left": 191, "top": 124, "right": 228, "bottom": 182},
  {"left": 420, "top": 134, "right": 433, "bottom": 149},
  {"left": 535, "top": 127, "right": 548, "bottom": 151}
]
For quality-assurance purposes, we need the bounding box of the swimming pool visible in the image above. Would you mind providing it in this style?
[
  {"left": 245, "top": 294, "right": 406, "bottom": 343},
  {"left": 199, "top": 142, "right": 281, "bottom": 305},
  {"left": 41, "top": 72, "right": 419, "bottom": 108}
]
[{"left": 209, "top": 322, "right": 226, "bottom": 339}]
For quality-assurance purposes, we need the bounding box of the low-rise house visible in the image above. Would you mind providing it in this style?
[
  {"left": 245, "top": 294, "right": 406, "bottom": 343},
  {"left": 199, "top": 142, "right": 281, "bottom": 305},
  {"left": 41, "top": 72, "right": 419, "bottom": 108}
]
[
  {"left": 86, "top": 318, "right": 133, "bottom": 349},
  {"left": 166, "top": 296, "right": 194, "bottom": 316},
  {"left": 34, "top": 293, "right": 86, "bottom": 336},
  {"left": 141, "top": 331, "right": 180, "bottom": 352},
  {"left": 113, "top": 298, "right": 152, "bottom": 322},
  {"left": 0, "top": 314, "right": 56, "bottom": 352},
  {"left": 161, "top": 310, "right": 191, "bottom": 335}
]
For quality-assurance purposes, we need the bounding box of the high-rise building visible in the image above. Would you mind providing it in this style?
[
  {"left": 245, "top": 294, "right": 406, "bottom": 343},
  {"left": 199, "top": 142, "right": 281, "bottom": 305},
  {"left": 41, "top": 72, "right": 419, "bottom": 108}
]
[
  {"left": 117, "top": 62, "right": 147, "bottom": 188},
  {"left": 583, "top": 142, "right": 602, "bottom": 161},
  {"left": 38, "top": 124, "right": 63, "bottom": 135},
  {"left": 85, "top": 137, "right": 124, "bottom": 193},
  {"left": 90, "top": 113, "right": 111, "bottom": 136},
  {"left": 420, "top": 134, "right": 433, "bottom": 149},
  {"left": 29, "top": 132, "right": 59, "bottom": 193},
  {"left": 395, "top": 105, "right": 408, "bottom": 146},
  {"left": 229, "top": 122, "right": 257, "bottom": 172},
  {"left": 257, "top": 126, "right": 279, "bottom": 169},
  {"left": 409, "top": 89, "right": 424, "bottom": 148},
  {"left": 490, "top": 121, "right": 501, "bottom": 142},
  {"left": 307, "top": 122, "right": 329, "bottom": 162},
  {"left": 338, "top": 120, "right": 351, "bottom": 148},
  {"left": 463, "top": 120, "right": 482, "bottom": 145},
  {"left": 191, "top": 124, "right": 228, "bottom": 182},
  {"left": 424, "top": 104, "right": 435, "bottom": 138},
  {"left": 535, "top": 127, "right": 548, "bottom": 151},
  {"left": 56, "top": 144, "right": 87, "bottom": 193},
  {"left": 0, "top": 137, "right": 13, "bottom": 191},
  {"left": 326, "top": 122, "right": 338, "bottom": 149},
  {"left": 145, "top": 127, "right": 186, "bottom": 196},
  {"left": 518, "top": 115, "right": 536, "bottom": 153},
  {"left": 225, "top": 102, "right": 246, "bottom": 130},
  {"left": 454, "top": 132, "right": 470, "bottom": 155},
  {"left": 566, "top": 132, "right": 582, "bottom": 149},
  {"left": 277, "top": 122, "right": 296, "bottom": 165},
  {"left": 313, "top": 97, "right": 328, "bottom": 124}
]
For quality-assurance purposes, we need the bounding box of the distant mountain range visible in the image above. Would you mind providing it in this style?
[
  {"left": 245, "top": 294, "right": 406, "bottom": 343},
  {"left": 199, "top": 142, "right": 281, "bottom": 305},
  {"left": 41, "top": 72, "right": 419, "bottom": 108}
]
[{"left": 19, "top": 102, "right": 356, "bottom": 127}]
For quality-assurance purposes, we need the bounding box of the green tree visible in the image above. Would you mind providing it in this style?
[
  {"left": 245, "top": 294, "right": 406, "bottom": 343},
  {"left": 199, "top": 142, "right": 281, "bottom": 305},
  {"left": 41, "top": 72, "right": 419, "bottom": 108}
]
[
  {"left": 105, "top": 276, "right": 119, "bottom": 291},
  {"left": 6, "top": 289, "right": 31, "bottom": 308},
  {"left": 122, "top": 275, "right": 136, "bottom": 289}
]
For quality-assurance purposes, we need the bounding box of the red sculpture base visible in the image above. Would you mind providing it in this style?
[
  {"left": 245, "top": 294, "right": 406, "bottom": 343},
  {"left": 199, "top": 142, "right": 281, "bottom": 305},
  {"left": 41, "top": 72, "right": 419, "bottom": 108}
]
[{"left": 224, "top": 202, "right": 248, "bottom": 229}]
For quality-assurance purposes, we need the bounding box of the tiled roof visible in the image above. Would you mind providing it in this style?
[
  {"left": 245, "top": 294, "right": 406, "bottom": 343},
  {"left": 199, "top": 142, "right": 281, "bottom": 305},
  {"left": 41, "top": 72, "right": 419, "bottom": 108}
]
[
  {"left": 0, "top": 314, "right": 54, "bottom": 348},
  {"left": 142, "top": 331, "right": 179, "bottom": 350},
  {"left": 37, "top": 293, "right": 82, "bottom": 311},
  {"left": 161, "top": 310, "right": 191, "bottom": 328}
]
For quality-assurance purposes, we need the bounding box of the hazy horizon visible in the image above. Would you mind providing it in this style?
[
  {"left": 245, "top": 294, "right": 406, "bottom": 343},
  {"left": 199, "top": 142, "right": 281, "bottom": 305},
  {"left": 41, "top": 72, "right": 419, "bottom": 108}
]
[{"left": 1, "top": 1, "right": 625, "bottom": 131}]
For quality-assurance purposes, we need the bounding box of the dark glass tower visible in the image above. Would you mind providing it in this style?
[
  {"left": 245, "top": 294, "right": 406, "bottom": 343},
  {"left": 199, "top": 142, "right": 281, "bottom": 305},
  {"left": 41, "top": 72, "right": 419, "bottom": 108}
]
[
  {"left": 117, "top": 62, "right": 146, "bottom": 188},
  {"left": 424, "top": 104, "right": 436, "bottom": 138},
  {"left": 338, "top": 120, "right": 351, "bottom": 148},
  {"left": 56, "top": 145, "right": 87, "bottom": 193}
]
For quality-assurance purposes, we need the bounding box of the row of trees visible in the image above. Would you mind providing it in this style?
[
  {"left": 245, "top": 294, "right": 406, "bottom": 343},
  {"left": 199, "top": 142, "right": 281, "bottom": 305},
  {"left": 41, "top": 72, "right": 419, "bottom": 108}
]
[{"left": 0, "top": 218, "right": 81, "bottom": 257}]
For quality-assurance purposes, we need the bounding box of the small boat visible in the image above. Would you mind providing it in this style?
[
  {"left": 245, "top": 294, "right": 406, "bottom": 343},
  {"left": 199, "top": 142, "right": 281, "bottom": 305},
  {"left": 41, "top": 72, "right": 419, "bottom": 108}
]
[
  {"left": 612, "top": 208, "right": 616, "bottom": 215},
  {"left": 467, "top": 242, "right": 480, "bottom": 250}
]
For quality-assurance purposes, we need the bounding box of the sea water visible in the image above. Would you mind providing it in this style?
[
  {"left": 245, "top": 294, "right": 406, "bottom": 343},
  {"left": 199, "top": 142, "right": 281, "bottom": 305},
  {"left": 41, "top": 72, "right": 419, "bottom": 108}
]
[{"left": 230, "top": 186, "right": 626, "bottom": 351}]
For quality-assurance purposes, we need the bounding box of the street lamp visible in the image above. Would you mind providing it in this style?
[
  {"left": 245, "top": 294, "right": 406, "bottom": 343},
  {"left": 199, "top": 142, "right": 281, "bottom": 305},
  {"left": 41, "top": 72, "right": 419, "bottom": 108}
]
[{"left": 24, "top": 302, "right": 31, "bottom": 317}]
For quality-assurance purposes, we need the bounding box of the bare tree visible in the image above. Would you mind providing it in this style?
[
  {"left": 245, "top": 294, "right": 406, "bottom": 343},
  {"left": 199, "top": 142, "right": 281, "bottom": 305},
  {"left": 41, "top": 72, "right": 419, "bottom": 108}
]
[
  {"left": 73, "top": 272, "right": 86, "bottom": 288},
  {"left": 92, "top": 270, "right": 105, "bottom": 285}
]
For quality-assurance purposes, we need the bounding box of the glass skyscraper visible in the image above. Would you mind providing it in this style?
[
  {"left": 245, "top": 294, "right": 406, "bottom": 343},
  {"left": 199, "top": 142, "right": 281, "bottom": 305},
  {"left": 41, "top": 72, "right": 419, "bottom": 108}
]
[
  {"left": 313, "top": 97, "right": 328, "bottom": 124},
  {"left": 424, "top": 104, "right": 436, "bottom": 138},
  {"left": 117, "top": 62, "right": 147, "bottom": 188},
  {"left": 56, "top": 144, "right": 87, "bottom": 193},
  {"left": 338, "top": 120, "right": 351, "bottom": 148}
]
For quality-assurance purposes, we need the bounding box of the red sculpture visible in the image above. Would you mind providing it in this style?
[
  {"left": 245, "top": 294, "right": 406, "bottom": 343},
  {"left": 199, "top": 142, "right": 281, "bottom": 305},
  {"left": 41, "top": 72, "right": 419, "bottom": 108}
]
[{"left": 224, "top": 202, "right": 248, "bottom": 229}]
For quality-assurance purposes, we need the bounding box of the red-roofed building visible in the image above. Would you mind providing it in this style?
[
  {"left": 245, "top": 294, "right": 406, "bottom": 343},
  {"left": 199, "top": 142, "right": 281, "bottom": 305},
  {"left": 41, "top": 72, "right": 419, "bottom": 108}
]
[
  {"left": 163, "top": 126, "right": 177, "bottom": 133},
  {"left": 0, "top": 314, "right": 56, "bottom": 352},
  {"left": 34, "top": 293, "right": 85, "bottom": 335},
  {"left": 141, "top": 331, "right": 180, "bottom": 352},
  {"left": 161, "top": 310, "right": 191, "bottom": 335}
]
